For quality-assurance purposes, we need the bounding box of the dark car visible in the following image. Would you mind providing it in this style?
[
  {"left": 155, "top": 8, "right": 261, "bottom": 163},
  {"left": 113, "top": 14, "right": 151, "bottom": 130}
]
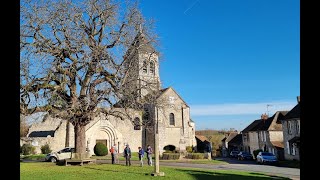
[
  {"left": 237, "top": 151, "right": 253, "bottom": 160},
  {"left": 229, "top": 151, "right": 239, "bottom": 158}
]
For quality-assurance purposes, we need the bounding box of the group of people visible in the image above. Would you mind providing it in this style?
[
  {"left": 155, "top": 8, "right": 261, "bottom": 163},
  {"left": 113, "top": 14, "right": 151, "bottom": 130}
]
[{"left": 109, "top": 144, "right": 153, "bottom": 167}]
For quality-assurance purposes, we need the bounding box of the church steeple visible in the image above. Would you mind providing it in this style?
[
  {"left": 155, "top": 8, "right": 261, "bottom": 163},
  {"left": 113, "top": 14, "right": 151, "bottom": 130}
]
[{"left": 122, "top": 27, "right": 161, "bottom": 99}]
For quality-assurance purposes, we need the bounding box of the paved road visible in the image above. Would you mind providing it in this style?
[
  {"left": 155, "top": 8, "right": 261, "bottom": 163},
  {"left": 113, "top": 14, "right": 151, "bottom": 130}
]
[{"left": 96, "top": 158, "right": 300, "bottom": 180}]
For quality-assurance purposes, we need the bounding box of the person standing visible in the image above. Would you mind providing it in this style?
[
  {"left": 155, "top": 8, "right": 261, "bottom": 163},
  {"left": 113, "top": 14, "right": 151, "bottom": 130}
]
[
  {"left": 138, "top": 147, "right": 144, "bottom": 167},
  {"left": 110, "top": 143, "right": 118, "bottom": 164},
  {"left": 146, "top": 145, "right": 153, "bottom": 166},
  {"left": 124, "top": 144, "right": 131, "bottom": 166},
  {"left": 110, "top": 146, "right": 115, "bottom": 164},
  {"left": 113, "top": 144, "right": 119, "bottom": 164}
]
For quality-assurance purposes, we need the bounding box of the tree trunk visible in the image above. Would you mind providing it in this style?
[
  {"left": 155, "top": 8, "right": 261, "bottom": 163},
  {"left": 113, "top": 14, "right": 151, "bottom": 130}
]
[{"left": 74, "top": 123, "right": 86, "bottom": 159}]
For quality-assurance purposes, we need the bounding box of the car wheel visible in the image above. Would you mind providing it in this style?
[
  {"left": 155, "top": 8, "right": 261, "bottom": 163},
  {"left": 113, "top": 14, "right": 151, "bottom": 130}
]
[{"left": 50, "top": 157, "right": 57, "bottom": 163}]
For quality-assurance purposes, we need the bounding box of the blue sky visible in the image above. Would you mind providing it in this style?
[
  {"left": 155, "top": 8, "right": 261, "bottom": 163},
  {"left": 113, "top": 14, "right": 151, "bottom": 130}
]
[{"left": 139, "top": 0, "right": 300, "bottom": 131}]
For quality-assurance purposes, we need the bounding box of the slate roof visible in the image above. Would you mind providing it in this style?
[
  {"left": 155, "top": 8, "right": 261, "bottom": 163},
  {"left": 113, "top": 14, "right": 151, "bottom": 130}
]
[
  {"left": 28, "top": 130, "right": 55, "bottom": 137},
  {"left": 280, "top": 103, "right": 300, "bottom": 121},
  {"left": 243, "top": 111, "right": 288, "bottom": 132},
  {"left": 242, "top": 120, "right": 261, "bottom": 133},
  {"left": 228, "top": 134, "right": 243, "bottom": 146}
]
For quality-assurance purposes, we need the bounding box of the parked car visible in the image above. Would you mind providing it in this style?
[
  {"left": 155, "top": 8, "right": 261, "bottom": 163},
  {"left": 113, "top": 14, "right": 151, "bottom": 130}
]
[
  {"left": 45, "top": 147, "right": 75, "bottom": 163},
  {"left": 237, "top": 151, "right": 253, "bottom": 160},
  {"left": 256, "top": 152, "right": 278, "bottom": 165},
  {"left": 229, "top": 151, "right": 239, "bottom": 158}
]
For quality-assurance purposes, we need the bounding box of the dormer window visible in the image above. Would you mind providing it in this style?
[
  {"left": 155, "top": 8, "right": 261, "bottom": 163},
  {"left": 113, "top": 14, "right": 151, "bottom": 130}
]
[
  {"left": 150, "top": 61, "right": 155, "bottom": 75},
  {"left": 142, "top": 60, "right": 147, "bottom": 73}
]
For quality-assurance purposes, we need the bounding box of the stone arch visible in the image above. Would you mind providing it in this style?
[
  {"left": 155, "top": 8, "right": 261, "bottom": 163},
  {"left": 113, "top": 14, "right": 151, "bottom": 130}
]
[
  {"left": 163, "top": 144, "right": 176, "bottom": 152},
  {"left": 100, "top": 126, "right": 118, "bottom": 146}
]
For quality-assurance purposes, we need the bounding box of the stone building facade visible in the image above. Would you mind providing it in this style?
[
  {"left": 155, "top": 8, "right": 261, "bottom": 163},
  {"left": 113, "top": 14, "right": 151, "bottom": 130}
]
[
  {"left": 278, "top": 97, "right": 300, "bottom": 161},
  {"left": 21, "top": 31, "right": 196, "bottom": 155}
]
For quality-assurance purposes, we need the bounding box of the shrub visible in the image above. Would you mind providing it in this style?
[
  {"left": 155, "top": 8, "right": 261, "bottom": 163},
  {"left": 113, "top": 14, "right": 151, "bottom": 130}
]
[
  {"left": 40, "top": 144, "right": 52, "bottom": 154},
  {"left": 186, "top": 153, "right": 204, "bottom": 159},
  {"left": 94, "top": 143, "right": 108, "bottom": 156},
  {"left": 162, "top": 153, "right": 180, "bottom": 160},
  {"left": 253, "top": 149, "right": 263, "bottom": 159},
  {"left": 21, "top": 144, "right": 36, "bottom": 155},
  {"left": 186, "top": 146, "right": 193, "bottom": 153}
]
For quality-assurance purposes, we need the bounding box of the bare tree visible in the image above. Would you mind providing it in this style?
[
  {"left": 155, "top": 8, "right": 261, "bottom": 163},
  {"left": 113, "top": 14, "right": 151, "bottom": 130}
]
[
  {"left": 20, "top": 0, "right": 159, "bottom": 156},
  {"left": 20, "top": 115, "right": 29, "bottom": 137}
]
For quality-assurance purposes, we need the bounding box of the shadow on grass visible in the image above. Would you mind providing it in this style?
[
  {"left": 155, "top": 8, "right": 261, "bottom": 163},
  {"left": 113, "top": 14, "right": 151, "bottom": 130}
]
[
  {"left": 83, "top": 165, "right": 152, "bottom": 176},
  {"left": 175, "top": 169, "right": 291, "bottom": 180}
]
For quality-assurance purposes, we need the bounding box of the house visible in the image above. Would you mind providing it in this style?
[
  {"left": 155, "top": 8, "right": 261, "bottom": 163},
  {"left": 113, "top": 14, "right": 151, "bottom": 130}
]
[
  {"left": 242, "top": 111, "right": 288, "bottom": 160},
  {"left": 277, "top": 96, "right": 300, "bottom": 161},
  {"left": 195, "top": 135, "right": 211, "bottom": 153},
  {"left": 255, "top": 111, "right": 287, "bottom": 160},
  {"left": 242, "top": 120, "right": 261, "bottom": 155},
  {"left": 228, "top": 134, "right": 243, "bottom": 152}
]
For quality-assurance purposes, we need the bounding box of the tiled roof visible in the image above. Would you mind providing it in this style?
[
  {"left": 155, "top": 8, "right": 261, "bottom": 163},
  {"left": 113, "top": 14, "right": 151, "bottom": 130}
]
[
  {"left": 270, "top": 141, "right": 284, "bottom": 149},
  {"left": 195, "top": 135, "right": 209, "bottom": 142},
  {"left": 28, "top": 130, "right": 55, "bottom": 137}
]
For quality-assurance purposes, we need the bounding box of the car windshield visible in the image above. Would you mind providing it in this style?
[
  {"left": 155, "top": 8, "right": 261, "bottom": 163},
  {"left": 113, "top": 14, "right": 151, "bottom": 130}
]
[{"left": 261, "top": 152, "right": 274, "bottom": 156}]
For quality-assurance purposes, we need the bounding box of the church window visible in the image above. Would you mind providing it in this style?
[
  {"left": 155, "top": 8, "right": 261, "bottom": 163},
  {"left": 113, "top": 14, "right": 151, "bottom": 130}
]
[
  {"left": 134, "top": 117, "right": 141, "bottom": 130},
  {"left": 150, "top": 61, "right": 155, "bottom": 75},
  {"left": 142, "top": 60, "right": 147, "bottom": 73},
  {"left": 169, "top": 113, "right": 175, "bottom": 126}
]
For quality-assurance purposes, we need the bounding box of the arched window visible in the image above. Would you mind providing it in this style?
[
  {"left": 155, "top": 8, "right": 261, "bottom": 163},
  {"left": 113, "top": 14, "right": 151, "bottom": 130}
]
[
  {"left": 169, "top": 113, "right": 175, "bottom": 125},
  {"left": 142, "top": 60, "right": 147, "bottom": 73},
  {"left": 149, "top": 61, "right": 155, "bottom": 75},
  {"left": 134, "top": 117, "right": 141, "bottom": 130}
]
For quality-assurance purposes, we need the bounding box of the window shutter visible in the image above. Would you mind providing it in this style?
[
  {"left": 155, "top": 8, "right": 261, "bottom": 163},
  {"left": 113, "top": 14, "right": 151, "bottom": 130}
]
[{"left": 286, "top": 141, "right": 290, "bottom": 154}]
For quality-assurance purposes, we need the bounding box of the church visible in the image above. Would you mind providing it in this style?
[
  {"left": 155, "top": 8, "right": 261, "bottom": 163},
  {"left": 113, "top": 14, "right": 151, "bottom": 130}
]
[{"left": 21, "top": 31, "right": 197, "bottom": 155}]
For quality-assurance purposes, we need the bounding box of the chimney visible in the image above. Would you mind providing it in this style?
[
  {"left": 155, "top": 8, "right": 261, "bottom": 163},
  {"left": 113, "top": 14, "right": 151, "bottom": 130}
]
[
  {"left": 297, "top": 96, "right": 300, "bottom": 103},
  {"left": 261, "top": 113, "right": 268, "bottom": 120}
]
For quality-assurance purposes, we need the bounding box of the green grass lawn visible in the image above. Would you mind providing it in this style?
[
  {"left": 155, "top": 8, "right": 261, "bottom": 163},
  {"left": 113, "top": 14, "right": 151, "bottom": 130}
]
[
  {"left": 20, "top": 162, "right": 290, "bottom": 180},
  {"left": 21, "top": 154, "right": 46, "bottom": 161}
]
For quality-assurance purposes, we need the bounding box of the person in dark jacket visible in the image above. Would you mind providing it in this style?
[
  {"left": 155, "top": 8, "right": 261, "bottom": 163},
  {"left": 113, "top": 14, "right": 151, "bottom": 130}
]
[
  {"left": 138, "top": 147, "right": 144, "bottom": 167},
  {"left": 124, "top": 144, "right": 131, "bottom": 166}
]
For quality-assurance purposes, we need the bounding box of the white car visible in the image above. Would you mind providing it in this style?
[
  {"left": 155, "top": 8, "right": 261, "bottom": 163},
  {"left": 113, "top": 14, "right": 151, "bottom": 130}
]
[
  {"left": 256, "top": 152, "right": 278, "bottom": 165},
  {"left": 45, "top": 147, "right": 75, "bottom": 163}
]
